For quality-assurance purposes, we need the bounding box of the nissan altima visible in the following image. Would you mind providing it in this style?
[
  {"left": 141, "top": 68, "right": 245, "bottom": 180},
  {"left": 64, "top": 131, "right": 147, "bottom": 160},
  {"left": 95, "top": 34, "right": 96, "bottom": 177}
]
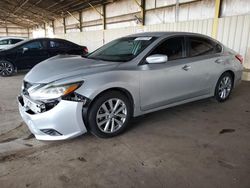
[{"left": 18, "top": 32, "right": 243, "bottom": 140}]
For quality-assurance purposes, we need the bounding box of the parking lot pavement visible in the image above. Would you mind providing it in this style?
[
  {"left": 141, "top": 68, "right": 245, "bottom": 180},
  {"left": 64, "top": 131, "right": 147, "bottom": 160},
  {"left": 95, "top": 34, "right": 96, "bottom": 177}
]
[
  {"left": 0, "top": 74, "right": 250, "bottom": 188},
  {"left": 0, "top": 73, "right": 26, "bottom": 135}
]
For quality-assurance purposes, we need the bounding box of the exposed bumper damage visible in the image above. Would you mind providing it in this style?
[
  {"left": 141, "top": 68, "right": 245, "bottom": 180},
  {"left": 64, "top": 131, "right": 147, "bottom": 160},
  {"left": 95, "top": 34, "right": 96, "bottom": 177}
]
[{"left": 18, "top": 95, "right": 87, "bottom": 141}]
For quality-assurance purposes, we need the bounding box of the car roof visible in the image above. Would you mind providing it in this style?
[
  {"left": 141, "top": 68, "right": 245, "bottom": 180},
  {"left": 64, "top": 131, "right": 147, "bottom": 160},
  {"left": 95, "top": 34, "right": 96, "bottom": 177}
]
[
  {"left": 127, "top": 31, "right": 221, "bottom": 45},
  {"left": 127, "top": 31, "right": 211, "bottom": 38},
  {"left": 21, "top": 38, "right": 73, "bottom": 44},
  {"left": 27, "top": 37, "right": 68, "bottom": 41},
  {"left": 0, "top": 37, "right": 25, "bottom": 40}
]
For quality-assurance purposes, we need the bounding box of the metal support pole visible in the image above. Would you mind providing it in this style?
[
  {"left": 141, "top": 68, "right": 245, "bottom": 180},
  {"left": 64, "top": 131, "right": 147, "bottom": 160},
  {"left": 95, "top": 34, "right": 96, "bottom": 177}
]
[
  {"left": 44, "top": 23, "right": 47, "bottom": 37},
  {"left": 63, "top": 17, "right": 66, "bottom": 34},
  {"left": 52, "top": 20, "right": 55, "bottom": 35},
  {"left": 102, "top": 4, "right": 106, "bottom": 30},
  {"left": 212, "top": 0, "right": 221, "bottom": 38},
  {"left": 133, "top": 0, "right": 145, "bottom": 25},
  {"left": 5, "top": 21, "right": 8, "bottom": 36},
  {"left": 79, "top": 11, "right": 83, "bottom": 32},
  {"left": 141, "top": 0, "right": 145, "bottom": 25},
  {"left": 175, "top": 0, "right": 179, "bottom": 22}
]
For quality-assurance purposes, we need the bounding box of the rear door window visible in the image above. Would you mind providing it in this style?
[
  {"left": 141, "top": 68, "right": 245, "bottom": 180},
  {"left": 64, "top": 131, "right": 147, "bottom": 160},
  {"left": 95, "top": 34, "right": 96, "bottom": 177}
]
[
  {"left": 49, "top": 40, "right": 67, "bottom": 48},
  {"left": 11, "top": 39, "right": 23, "bottom": 44},
  {"left": 187, "top": 37, "right": 221, "bottom": 57},
  {"left": 22, "top": 41, "right": 43, "bottom": 49}
]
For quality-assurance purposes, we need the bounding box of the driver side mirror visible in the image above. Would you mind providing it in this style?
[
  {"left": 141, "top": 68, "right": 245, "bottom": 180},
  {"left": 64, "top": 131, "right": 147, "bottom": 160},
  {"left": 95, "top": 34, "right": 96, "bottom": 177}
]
[{"left": 146, "top": 54, "right": 168, "bottom": 64}]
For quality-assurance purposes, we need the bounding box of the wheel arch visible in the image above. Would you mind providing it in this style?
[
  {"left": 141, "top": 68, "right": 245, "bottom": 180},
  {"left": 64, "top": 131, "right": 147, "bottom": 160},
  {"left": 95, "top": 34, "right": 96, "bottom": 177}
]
[
  {"left": 214, "top": 70, "right": 235, "bottom": 96},
  {"left": 88, "top": 87, "right": 134, "bottom": 111},
  {"left": 82, "top": 87, "right": 135, "bottom": 130}
]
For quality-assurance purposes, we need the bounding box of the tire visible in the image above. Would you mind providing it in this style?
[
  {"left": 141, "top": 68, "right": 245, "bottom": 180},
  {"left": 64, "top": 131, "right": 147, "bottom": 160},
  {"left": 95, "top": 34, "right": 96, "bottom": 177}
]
[
  {"left": 215, "top": 72, "right": 233, "bottom": 102},
  {"left": 0, "top": 60, "right": 15, "bottom": 77},
  {"left": 87, "top": 91, "right": 132, "bottom": 138}
]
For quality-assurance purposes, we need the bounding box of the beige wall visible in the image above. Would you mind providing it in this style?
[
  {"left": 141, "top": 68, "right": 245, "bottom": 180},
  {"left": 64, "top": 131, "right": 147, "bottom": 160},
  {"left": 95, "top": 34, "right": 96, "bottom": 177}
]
[{"left": 0, "top": 22, "right": 29, "bottom": 38}]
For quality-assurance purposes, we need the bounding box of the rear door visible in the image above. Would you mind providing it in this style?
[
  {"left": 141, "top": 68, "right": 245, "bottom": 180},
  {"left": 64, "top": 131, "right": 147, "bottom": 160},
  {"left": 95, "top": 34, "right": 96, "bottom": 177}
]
[
  {"left": 185, "top": 36, "right": 223, "bottom": 93},
  {"left": 15, "top": 40, "right": 49, "bottom": 69},
  {"left": 47, "top": 39, "right": 67, "bottom": 57}
]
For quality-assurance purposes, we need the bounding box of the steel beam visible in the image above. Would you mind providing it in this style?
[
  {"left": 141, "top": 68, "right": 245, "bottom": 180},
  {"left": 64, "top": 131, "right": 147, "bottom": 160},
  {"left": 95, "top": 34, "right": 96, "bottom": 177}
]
[
  {"left": 133, "top": 0, "right": 145, "bottom": 25},
  {"left": 79, "top": 11, "right": 83, "bottom": 32},
  {"left": 52, "top": 20, "right": 55, "bottom": 35},
  {"left": 212, "top": 0, "right": 221, "bottom": 38},
  {"left": 5, "top": 21, "right": 8, "bottom": 36},
  {"left": 141, "top": 0, "right": 145, "bottom": 25},
  {"left": 102, "top": 4, "right": 106, "bottom": 30},
  {"left": 63, "top": 17, "right": 66, "bottom": 34},
  {"left": 175, "top": 0, "right": 179, "bottom": 22}
]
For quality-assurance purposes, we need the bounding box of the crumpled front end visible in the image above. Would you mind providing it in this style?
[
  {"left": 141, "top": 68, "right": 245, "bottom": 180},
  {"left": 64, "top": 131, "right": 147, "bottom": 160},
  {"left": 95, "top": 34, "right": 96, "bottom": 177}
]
[{"left": 18, "top": 81, "right": 88, "bottom": 141}]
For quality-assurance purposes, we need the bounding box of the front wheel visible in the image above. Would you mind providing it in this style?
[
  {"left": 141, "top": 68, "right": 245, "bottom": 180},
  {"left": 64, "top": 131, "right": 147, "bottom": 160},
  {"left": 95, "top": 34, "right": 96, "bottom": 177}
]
[
  {"left": 87, "top": 91, "right": 132, "bottom": 138},
  {"left": 215, "top": 72, "right": 233, "bottom": 102},
  {"left": 0, "top": 60, "right": 15, "bottom": 77}
]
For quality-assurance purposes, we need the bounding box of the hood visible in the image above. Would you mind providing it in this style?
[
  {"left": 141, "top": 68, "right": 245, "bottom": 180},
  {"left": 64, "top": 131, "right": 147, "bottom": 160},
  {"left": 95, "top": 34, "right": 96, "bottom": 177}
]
[
  {"left": 0, "top": 47, "right": 13, "bottom": 53},
  {"left": 24, "top": 55, "right": 119, "bottom": 83},
  {"left": 0, "top": 48, "right": 7, "bottom": 52}
]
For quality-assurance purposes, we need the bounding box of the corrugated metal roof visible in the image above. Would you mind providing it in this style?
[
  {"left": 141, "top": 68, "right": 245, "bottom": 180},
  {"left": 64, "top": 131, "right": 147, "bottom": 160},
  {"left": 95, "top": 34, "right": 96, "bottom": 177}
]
[{"left": 0, "top": 0, "right": 113, "bottom": 27}]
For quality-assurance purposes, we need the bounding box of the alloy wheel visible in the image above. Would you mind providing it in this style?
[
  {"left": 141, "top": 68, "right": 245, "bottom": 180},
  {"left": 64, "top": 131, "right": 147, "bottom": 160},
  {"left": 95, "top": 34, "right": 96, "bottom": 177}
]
[
  {"left": 0, "top": 62, "right": 13, "bottom": 76},
  {"left": 96, "top": 98, "right": 127, "bottom": 133},
  {"left": 218, "top": 76, "right": 232, "bottom": 99}
]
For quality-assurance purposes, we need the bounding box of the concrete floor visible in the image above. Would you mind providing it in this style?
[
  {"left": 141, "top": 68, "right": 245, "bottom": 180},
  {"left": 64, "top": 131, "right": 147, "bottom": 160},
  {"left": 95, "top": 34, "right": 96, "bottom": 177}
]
[{"left": 0, "top": 74, "right": 249, "bottom": 188}]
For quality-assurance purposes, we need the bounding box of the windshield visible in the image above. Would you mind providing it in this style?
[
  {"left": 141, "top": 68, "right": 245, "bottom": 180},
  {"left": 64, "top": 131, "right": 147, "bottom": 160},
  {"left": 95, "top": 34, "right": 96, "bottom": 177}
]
[{"left": 87, "top": 36, "right": 156, "bottom": 62}]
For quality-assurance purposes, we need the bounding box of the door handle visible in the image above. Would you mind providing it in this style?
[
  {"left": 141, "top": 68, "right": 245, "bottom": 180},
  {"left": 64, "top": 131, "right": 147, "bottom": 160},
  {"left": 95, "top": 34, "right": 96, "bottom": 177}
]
[
  {"left": 215, "top": 58, "right": 224, "bottom": 64},
  {"left": 182, "top": 65, "right": 191, "bottom": 71}
]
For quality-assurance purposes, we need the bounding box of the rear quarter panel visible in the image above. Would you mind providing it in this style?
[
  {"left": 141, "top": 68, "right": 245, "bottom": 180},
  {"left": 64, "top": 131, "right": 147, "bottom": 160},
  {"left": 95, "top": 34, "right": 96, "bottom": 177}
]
[{"left": 210, "top": 51, "right": 243, "bottom": 94}]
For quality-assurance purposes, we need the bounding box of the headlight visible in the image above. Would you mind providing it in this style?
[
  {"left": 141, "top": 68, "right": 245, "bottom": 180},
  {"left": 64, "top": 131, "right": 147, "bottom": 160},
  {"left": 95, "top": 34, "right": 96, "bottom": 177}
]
[{"left": 29, "top": 82, "right": 82, "bottom": 101}]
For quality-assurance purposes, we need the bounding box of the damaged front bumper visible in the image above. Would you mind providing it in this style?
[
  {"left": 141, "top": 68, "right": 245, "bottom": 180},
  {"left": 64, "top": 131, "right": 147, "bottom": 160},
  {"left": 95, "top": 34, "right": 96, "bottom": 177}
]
[{"left": 18, "top": 95, "right": 87, "bottom": 141}]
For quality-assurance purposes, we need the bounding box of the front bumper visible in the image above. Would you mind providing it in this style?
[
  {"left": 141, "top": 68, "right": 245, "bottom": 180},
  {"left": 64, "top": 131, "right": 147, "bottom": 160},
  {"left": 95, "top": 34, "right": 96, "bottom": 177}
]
[{"left": 18, "top": 97, "right": 87, "bottom": 140}]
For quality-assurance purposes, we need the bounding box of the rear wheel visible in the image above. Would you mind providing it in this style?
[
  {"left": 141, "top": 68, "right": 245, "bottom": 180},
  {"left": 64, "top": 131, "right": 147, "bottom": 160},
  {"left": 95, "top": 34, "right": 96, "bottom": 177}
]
[
  {"left": 215, "top": 72, "right": 233, "bottom": 102},
  {"left": 87, "top": 91, "right": 132, "bottom": 138},
  {"left": 0, "top": 60, "right": 15, "bottom": 77}
]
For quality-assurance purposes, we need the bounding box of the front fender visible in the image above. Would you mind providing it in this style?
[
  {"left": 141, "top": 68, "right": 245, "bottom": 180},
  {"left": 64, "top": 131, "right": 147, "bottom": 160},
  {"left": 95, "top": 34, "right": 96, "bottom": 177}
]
[{"left": 75, "top": 71, "right": 141, "bottom": 116}]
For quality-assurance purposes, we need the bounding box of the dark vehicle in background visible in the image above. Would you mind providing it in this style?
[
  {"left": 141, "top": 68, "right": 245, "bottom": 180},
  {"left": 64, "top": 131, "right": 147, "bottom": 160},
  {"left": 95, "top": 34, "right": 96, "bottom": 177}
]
[
  {"left": 0, "top": 37, "right": 25, "bottom": 50},
  {"left": 0, "top": 38, "right": 88, "bottom": 76}
]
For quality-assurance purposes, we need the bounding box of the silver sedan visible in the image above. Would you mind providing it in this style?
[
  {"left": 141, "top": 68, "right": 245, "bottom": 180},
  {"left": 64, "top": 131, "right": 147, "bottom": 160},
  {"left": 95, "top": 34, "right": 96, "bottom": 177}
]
[{"left": 18, "top": 32, "right": 243, "bottom": 140}]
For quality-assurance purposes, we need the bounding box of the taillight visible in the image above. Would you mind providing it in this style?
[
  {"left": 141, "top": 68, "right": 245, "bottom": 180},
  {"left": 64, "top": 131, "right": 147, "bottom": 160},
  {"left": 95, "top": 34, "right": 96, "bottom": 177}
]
[
  {"left": 235, "top": 54, "right": 243, "bottom": 64},
  {"left": 83, "top": 47, "right": 88, "bottom": 54}
]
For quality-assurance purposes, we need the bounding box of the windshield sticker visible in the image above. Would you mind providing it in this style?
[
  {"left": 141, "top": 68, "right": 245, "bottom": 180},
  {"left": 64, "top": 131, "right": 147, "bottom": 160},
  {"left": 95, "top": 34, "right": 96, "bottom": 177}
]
[{"left": 134, "top": 37, "right": 152, "bottom": 41}]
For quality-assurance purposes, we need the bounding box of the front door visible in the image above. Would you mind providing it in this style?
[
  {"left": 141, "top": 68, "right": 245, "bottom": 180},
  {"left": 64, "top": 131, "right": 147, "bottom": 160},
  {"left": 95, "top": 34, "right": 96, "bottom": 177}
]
[{"left": 15, "top": 40, "right": 49, "bottom": 69}]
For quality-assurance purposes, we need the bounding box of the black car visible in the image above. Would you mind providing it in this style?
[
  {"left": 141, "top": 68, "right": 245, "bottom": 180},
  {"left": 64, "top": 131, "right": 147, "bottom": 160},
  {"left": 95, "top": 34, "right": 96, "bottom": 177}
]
[{"left": 0, "top": 38, "right": 88, "bottom": 76}]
